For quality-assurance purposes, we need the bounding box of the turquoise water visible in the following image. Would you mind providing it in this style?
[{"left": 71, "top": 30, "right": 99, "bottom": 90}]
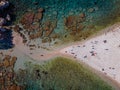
[{"left": 11, "top": 0, "right": 120, "bottom": 34}]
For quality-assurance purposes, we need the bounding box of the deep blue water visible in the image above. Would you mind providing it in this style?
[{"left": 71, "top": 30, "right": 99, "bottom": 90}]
[{"left": 0, "top": 28, "right": 14, "bottom": 50}]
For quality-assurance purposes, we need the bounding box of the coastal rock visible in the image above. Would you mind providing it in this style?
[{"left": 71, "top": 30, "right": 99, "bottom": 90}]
[
  {"left": 0, "top": 77, "right": 4, "bottom": 85},
  {"left": 88, "top": 8, "right": 95, "bottom": 13},
  {"left": 0, "top": 62, "right": 3, "bottom": 67},
  {"left": 65, "top": 15, "right": 76, "bottom": 29},
  {"left": 7, "top": 84, "right": 22, "bottom": 90},
  {"left": 0, "top": 55, "right": 23, "bottom": 90},
  {"left": 29, "top": 34, "right": 35, "bottom": 40},
  {"left": 13, "top": 25, "right": 20, "bottom": 32},
  {"left": 3, "top": 59, "right": 9, "bottom": 67},
  {"left": 10, "top": 56, "right": 17, "bottom": 67},
  {"left": 34, "top": 12, "right": 43, "bottom": 22},
  {"left": 3, "top": 55, "right": 11, "bottom": 67},
  {"left": 79, "top": 13, "right": 85, "bottom": 18},
  {"left": 30, "top": 23, "right": 39, "bottom": 30},
  {"left": 38, "top": 8, "right": 44, "bottom": 13},
  {"left": 29, "top": 32, "right": 42, "bottom": 40},
  {"left": 20, "top": 12, "right": 35, "bottom": 25},
  {"left": 51, "top": 34, "right": 59, "bottom": 39},
  {"left": 19, "top": 8, "right": 45, "bottom": 42},
  {"left": 43, "top": 20, "right": 57, "bottom": 37},
  {"left": 65, "top": 14, "right": 86, "bottom": 35}
]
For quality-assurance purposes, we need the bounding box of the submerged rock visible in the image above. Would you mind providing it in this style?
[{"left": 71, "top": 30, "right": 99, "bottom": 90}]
[
  {"left": 65, "top": 14, "right": 85, "bottom": 35},
  {"left": 20, "top": 12, "right": 35, "bottom": 26},
  {"left": 88, "top": 8, "right": 95, "bottom": 13}
]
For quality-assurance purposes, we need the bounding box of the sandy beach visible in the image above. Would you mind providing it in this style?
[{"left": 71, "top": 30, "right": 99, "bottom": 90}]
[{"left": 60, "top": 24, "right": 120, "bottom": 85}]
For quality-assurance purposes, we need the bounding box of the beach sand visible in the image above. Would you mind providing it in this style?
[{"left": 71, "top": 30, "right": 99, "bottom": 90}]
[{"left": 60, "top": 24, "right": 120, "bottom": 85}]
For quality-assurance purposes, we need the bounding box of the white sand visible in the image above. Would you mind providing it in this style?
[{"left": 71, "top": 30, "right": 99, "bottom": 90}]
[{"left": 60, "top": 26, "right": 120, "bottom": 84}]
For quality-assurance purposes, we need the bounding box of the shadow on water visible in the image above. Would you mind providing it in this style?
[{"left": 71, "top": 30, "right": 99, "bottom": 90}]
[
  {"left": 3, "top": 2, "right": 16, "bottom": 25},
  {"left": 0, "top": 28, "right": 14, "bottom": 50},
  {"left": 0, "top": 2, "right": 16, "bottom": 50}
]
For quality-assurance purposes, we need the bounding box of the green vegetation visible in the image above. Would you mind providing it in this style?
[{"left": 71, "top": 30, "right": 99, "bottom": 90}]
[{"left": 16, "top": 57, "right": 114, "bottom": 90}]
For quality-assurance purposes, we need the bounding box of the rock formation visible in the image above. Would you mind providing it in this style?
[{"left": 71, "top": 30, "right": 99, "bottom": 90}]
[
  {"left": 0, "top": 55, "right": 23, "bottom": 90},
  {"left": 64, "top": 13, "right": 85, "bottom": 35}
]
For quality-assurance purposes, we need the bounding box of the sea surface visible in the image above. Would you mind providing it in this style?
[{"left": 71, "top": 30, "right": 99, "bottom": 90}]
[
  {"left": 0, "top": 28, "right": 13, "bottom": 49},
  {"left": 11, "top": 0, "right": 120, "bottom": 33},
  {"left": 1, "top": 0, "right": 119, "bottom": 50}
]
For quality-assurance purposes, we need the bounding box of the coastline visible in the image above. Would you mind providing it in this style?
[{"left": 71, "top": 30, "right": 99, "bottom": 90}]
[
  {"left": 1, "top": 0, "right": 120, "bottom": 89},
  {"left": 59, "top": 54, "right": 120, "bottom": 90},
  {"left": 1, "top": 22, "right": 120, "bottom": 89},
  {"left": 60, "top": 23, "right": 120, "bottom": 87}
]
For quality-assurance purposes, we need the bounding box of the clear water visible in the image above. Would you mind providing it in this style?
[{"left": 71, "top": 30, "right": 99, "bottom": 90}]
[
  {"left": 11, "top": 0, "right": 120, "bottom": 34},
  {"left": 0, "top": 0, "right": 117, "bottom": 47}
]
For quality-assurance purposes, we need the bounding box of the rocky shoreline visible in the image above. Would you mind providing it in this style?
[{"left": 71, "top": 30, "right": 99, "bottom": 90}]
[
  {"left": 0, "top": 55, "right": 24, "bottom": 90},
  {"left": 0, "top": 0, "right": 120, "bottom": 90}
]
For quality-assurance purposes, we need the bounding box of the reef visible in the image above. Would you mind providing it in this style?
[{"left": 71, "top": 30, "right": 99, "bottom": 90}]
[
  {"left": 0, "top": 0, "right": 117, "bottom": 50},
  {"left": 64, "top": 13, "right": 86, "bottom": 35},
  {"left": 12, "top": 6, "right": 59, "bottom": 46},
  {"left": 10, "top": 0, "right": 120, "bottom": 46}
]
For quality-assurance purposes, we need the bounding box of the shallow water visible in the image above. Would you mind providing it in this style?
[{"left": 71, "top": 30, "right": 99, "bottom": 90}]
[{"left": 11, "top": 0, "right": 120, "bottom": 34}]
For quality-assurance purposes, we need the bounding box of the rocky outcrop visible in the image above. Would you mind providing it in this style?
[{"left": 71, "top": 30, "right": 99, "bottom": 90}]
[
  {"left": 64, "top": 13, "right": 86, "bottom": 35},
  {"left": 34, "top": 12, "right": 43, "bottom": 22},
  {"left": 17, "top": 7, "right": 58, "bottom": 45},
  {"left": 20, "top": 12, "right": 35, "bottom": 26},
  {"left": 0, "top": 55, "right": 23, "bottom": 90},
  {"left": 19, "top": 8, "right": 43, "bottom": 41},
  {"left": 43, "top": 20, "right": 57, "bottom": 37}
]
